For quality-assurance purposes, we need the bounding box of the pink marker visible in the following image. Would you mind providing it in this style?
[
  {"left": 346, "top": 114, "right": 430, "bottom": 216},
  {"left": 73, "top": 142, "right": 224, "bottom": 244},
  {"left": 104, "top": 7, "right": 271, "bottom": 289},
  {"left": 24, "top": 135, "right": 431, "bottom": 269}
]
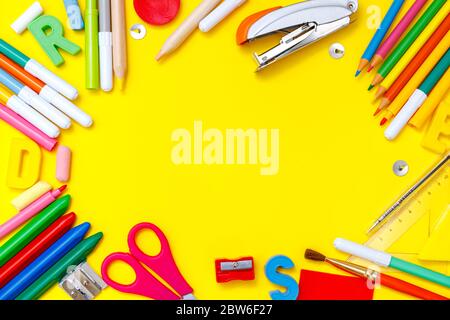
[
  {"left": 0, "top": 103, "right": 57, "bottom": 151},
  {"left": 370, "top": 0, "right": 428, "bottom": 69},
  {"left": 0, "top": 185, "right": 66, "bottom": 240}
]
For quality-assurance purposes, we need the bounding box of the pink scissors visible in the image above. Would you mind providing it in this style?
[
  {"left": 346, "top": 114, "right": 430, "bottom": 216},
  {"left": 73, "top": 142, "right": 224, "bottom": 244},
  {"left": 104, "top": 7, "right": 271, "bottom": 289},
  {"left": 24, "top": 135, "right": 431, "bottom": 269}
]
[{"left": 101, "top": 222, "right": 195, "bottom": 300}]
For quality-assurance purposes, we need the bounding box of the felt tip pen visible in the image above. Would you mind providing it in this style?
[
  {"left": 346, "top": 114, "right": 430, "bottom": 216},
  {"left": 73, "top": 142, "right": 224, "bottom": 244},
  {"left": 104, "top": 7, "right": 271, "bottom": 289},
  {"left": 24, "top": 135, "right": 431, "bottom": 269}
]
[
  {"left": 0, "top": 213, "right": 76, "bottom": 288},
  {"left": 99, "top": 0, "right": 113, "bottom": 92},
  {"left": 0, "top": 39, "right": 78, "bottom": 100},
  {"left": 0, "top": 186, "right": 67, "bottom": 240},
  {"left": 0, "top": 223, "right": 90, "bottom": 300},
  {"left": 0, "top": 84, "right": 60, "bottom": 138},
  {"left": 334, "top": 238, "right": 450, "bottom": 288},
  {"left": 0, "top": 103, "right": 58, "bottom": 151},
  {"left": 0, "top": 195, "right": 71, "bottom": 267},
  {"left": 0, "top": 68, "right": 71, "bottom": 129},
  {"left": 17, "top": 232, "right": 103, "bottom": 300},
  {"left": 86, "top": 0, "right": 100, "bottom": 89},
  {"left": 0, "top": 54, "right": 92, "bottom": 127},
  {"left": 385, "top": 49, "right": 450, "bottom": 140}
]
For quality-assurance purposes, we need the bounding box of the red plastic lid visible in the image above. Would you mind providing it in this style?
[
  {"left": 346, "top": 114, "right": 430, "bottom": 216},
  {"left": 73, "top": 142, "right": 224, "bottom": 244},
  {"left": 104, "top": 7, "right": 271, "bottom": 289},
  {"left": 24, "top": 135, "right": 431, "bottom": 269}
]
[{"left": 133, "top": 0, "right": 180, "bottom": 26}]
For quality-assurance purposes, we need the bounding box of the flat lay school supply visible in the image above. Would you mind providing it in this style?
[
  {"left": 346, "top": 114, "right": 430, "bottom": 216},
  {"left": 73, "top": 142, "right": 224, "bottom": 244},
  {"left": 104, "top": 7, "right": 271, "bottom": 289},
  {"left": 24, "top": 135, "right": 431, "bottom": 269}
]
[
  {"left": 0, "top": 195, "right": 70, "bottom": 266},
  {"left": 355, "top": 0, "right": 405, "bottom": 76},
  {"left": 56, "top": 146, "right": 72, "bottom": 182},
  {"left": 369, "top": 0, "right": 447, "bottom": 90},
  {"left": 86, "top": 0, "right": 100, "bottom": 90},
  {"left": 0, "top": 68, "right": 71, "bottom": 129},
  {"left": 0, "top": 84, "right": 60, "bottom": 138},
  {"left": 369, "top": 154, "right": 449, "bottom": 233},
  {"left": 156, "top": 0, "right": 222, "bottom": 61},
  {"left": 11, "top": 181, "right": 52, "bottom": 211},
  {"left": 101, "top": 222, "right": 195, "bottom": 300},
  {"left": 215, "top": 257, "right": 255, "bottom": 283},
  {"left": 60, "top": 261, "right": 106, "bottom": 300},
  {"left": 375, "top": 12, "right": 450, "bottom": 114},
  {"left": 17, "top": 232, "right": 103, "bottom": 300},
  {"left": 236, "top": 0, "right": 358, "bottom": 71},
  {"left": 297, "top": 269, "right": 374, "bottom": 300},
  {"left": 99, "top": 0, "right": 113, "bottom": 92},
  {"left": 334, "top": 238, "right": 450, "bottom": 288},
  {"left": 0, "top": 54, "right": 92, "bottom": 127},
  {"left": 11, "top": 1, "right": 43, "bottom": 34},
  {"left": 380, "top": 31, "right": 450, "bottom": 125},
  {"left": 0, "top": 186, "right": 67, "bottom": 240},
  {"left": 304, "top": 249, "right": 448, "bottom": 300},
  {"left": 0, "top": 213, "right": 75, "bottom": 288},
  {"left": 368, "top": 0, "right": 428, "bottom": 71},
  {"left": 0, "top": 39, "right": 78, "bottom": 100},
  {"left": 421, "top": 97, "right": 450, "bottom": 153},
  {"left": 0, "top": 103, "right": 57, "bottom": 151},
  {"left": 111, "top": 0, "right": 127, "bottom": 90},
  {"left": 6, "top": 138, "right": 41, "bottom": 189},
  {"left": 385, "top": 49, "right": 450, "bottom": 140},
  {"left": 0, "top": 223, "right": 89, "bottom": 300},
  {"left": 133, "top": 0, "right": 180, "bottom": 25},
  {"left": 199, "top": 0, "right": 247, "bottom": 32},
  {"left": 63, "top": 0, "right": 84, "bottom": 30},
  {"left": 410, "top": 72, "right": 450, "bottom": 128}
]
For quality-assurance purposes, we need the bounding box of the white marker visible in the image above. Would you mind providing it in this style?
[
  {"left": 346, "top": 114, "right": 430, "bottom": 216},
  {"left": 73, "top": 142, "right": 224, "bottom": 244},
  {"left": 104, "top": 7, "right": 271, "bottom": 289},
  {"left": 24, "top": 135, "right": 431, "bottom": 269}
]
[
  {"left": 17, "top": 86, "right": 71, "bottom": 129},
  {"left": 199, "top": 0, "right": 247, "bottom": 32},
  {"left": 11, "top": 1, "right": 43, "bottom": 34},
  {"left": 6, "top": 95, "right": 60, "bottom": 138},
  {"left": 39, "top": 85, "right": 93, "bottom": 127},
  {"left": 384, "top": 89, "right": 427, "bottom": 141},
  {"left": 99, "top": 0, "right": 113, "bottom": 92}
]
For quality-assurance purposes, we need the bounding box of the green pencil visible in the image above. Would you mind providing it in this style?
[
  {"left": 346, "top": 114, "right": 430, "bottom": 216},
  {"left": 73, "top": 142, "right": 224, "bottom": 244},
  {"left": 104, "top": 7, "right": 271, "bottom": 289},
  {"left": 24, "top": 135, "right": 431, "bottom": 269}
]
[
  {"left": 369, "top": 0, "right": 447, "bottom": 89},
  {"left": 16, "top": 232, "right": 103, "bottom": 300},
  {"left": 0, "top": 195, "right": 71, "bottom": 267}
]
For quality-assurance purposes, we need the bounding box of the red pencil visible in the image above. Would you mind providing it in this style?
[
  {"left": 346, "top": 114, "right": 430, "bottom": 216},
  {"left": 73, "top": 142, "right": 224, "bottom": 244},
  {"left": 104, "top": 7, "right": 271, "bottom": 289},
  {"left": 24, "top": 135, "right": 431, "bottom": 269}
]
[{"left": 0, "top": 213, "right": 76, "bottom": 288}]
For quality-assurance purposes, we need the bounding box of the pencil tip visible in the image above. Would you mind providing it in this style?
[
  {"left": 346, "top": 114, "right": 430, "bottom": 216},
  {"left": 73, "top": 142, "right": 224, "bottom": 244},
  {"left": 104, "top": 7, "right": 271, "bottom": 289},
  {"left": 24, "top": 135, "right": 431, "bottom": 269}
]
[
  {"left": 380, "top": 118, "right": 387, "bottom": 126},
  {"left": 155, "top": 51, "right": 163, "bottom": 61},
  {"left": 373, "top": 108, "right": 381, "bottom": 116},
  {"left": 368, "top": 84, "right": 374, "bottom": 91},
  {"left": 355, "top": 70, "right": 361, "bottom": 77},
  {"left": 367, "top": 65, "right": 374, "bottom": 73}
]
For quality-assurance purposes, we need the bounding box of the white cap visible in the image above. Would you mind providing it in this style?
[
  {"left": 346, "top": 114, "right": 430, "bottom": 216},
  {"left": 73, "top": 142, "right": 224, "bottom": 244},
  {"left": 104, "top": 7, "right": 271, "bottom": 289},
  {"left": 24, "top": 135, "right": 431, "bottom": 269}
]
[
  {"left": 11, "top": 2, "right": 43, "bottom": 34},
  {"left": 333, "top": 238, "right": 392, "bottom": 267}
]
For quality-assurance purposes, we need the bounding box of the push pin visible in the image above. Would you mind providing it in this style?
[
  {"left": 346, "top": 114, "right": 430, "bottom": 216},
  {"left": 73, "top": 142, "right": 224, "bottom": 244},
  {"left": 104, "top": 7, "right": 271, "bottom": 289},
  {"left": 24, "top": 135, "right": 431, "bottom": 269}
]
[
  {"left": 329, "top": 43, "right": 345, "bottom": 59},
  {"left": 59, "top": 262, "right": 107, "bottom": 300},
  {"left": 215, "top": 257, "right": 255, "bottom": 283},
  {"left": 393, "top": 160, "right": 409, "bottom": 177}
]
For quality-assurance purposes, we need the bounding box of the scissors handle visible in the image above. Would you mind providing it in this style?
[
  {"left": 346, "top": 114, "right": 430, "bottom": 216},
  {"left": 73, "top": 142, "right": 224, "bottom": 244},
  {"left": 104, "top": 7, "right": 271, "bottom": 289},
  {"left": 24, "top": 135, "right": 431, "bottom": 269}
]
[
  {"left": 101, "top": 252, "right": 180, "bottom": 300},
  {"left": 128, "top": 223, "right": 194, "bottom": 296}
]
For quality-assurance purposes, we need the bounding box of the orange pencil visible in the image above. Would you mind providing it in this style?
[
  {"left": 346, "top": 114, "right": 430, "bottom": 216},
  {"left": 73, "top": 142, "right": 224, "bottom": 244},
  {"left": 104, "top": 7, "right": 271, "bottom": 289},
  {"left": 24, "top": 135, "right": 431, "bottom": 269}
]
[{"left": 374, "top": 13, "right": 450, "bottom": 116}]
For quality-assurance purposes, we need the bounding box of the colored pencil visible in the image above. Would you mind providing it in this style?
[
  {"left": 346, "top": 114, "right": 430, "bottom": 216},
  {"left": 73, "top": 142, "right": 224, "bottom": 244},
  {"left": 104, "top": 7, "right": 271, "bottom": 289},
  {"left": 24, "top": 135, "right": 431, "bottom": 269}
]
[
  {"left": 369, "top": 0, "right": 446, "bottom": 89},
  {"left": 374, "top": 12, "right": 450, "bottom": 115},
  {"left": 369, "top": 0, "right": 429, "bottom": 71},
  {"left": 0, "top": 213, "right": 75, "bottom": 288},
  {"left": 355, "top": 0, "right": 405, "bottom": 76}
]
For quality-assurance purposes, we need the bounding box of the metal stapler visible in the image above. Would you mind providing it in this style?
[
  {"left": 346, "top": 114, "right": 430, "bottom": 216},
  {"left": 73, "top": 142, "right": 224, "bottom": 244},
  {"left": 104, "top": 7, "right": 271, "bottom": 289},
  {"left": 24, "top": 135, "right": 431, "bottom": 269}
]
[{"left": 236, "top": 0, "right": 358, "bottom": 70}]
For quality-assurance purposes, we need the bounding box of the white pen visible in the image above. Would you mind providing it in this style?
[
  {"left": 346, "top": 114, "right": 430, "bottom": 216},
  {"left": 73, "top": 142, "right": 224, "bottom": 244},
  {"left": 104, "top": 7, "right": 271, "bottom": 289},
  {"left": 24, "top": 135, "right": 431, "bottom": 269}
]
[
  {"left": 199, "top": 0, "right": 247, "bottom": 32},
  {"left": 99, "top": 0, "right": 113, "bottom": 92}
]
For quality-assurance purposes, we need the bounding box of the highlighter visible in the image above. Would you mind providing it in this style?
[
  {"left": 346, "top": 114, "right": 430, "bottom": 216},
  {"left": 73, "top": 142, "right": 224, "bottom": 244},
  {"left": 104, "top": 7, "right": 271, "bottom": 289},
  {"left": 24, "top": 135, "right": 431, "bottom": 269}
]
[{"left": 85, "top": 0, "right": 99, "bottom": 89}]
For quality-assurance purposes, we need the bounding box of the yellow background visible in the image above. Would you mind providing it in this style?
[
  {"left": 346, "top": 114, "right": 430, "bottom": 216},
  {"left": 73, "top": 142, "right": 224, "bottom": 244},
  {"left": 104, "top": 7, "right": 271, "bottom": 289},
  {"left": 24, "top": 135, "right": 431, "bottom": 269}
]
[{"left": 0, "top": 0, "right": 448, "bottom": 300}]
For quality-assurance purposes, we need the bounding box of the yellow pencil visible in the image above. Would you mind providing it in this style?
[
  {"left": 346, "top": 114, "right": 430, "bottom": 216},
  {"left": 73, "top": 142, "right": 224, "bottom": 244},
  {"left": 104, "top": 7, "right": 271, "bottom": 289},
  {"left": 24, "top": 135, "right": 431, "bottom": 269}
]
[
  {"left": 380, "top": 31, "right": 450, "bottom": 126},
  {"left": 375, "top": 3, "right": 450, "bottom": 100},
  {"left": 409, "top": 70, "right": 450, "bottom": 128}
]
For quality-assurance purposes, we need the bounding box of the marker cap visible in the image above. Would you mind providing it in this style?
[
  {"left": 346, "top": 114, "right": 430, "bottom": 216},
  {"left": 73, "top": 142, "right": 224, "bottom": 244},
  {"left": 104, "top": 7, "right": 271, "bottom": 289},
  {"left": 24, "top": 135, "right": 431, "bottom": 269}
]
[
  {"left": 11, "top": 2, "right": 44, "bottom": 34},
  {"left": 334, "top": 238, "right": 392, "bottom": 267}
]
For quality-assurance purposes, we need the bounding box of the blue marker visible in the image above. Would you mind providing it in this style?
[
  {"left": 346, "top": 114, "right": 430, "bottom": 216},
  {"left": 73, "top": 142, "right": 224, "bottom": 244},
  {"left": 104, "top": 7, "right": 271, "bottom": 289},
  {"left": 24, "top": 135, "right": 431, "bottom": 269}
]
[
  {"left": 0, "top": 223, "right": 90, "bottom": 300},
  {"left": 355, "top": 0, "right": 405, "bottom": 76},
  {"left": 0, "top": 68, "right": 70, "bottom": 128},
  {"left": 64, "top": 0, "right": 84, "bottom": 30}
]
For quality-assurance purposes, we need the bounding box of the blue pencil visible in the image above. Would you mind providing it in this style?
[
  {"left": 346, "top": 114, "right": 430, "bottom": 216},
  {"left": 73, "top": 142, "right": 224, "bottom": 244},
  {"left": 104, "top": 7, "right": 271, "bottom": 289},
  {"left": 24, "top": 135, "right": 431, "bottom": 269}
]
[
  {"left": 0, "top": 223, "right": 90, "bottom": 300},
  {"left": 355, "top": 0, "right": 405, "bottom": 76}
]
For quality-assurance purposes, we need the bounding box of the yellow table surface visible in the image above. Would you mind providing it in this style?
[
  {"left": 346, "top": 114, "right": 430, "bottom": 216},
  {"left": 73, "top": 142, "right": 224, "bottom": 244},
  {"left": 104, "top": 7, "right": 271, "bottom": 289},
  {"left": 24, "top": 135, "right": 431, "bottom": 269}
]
[{"left": 0, "top": 0, "right": 448, "bottom": 300}]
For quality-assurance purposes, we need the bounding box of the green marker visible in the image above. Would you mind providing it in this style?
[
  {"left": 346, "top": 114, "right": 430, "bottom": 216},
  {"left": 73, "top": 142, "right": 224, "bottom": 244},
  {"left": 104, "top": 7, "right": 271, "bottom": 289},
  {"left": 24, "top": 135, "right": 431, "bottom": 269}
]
[
  {"left": 85, "top": 0, "right": 99, "bottom": 89},
  {"left": 377, "top": 0, "right": 446, "bottom": 79},
  {"left": 0, "top": 195, "right": 71, "bottom": 267},
  {"left": 16, "top": 232, "right": 103, "bottom": 300}
]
